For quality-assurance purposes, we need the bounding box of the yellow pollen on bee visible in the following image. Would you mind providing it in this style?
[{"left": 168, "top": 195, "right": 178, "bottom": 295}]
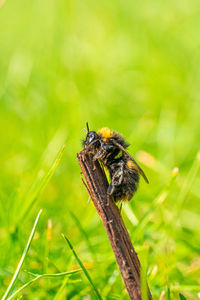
[
  {"left": 126, "top": 160, "right": 137, "bottom": 169},
  {"left": 98, "top": 127, "right": 114, "bottom": 140}
]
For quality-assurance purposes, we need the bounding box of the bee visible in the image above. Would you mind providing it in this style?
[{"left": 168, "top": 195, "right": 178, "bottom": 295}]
[{"left": 83, "top": 123, "right": 149, "bottom": 202}]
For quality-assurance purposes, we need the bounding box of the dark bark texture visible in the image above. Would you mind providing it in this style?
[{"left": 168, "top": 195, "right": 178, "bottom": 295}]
[{"left": 77, "top": 150, "right": 152, "bottom": 300}]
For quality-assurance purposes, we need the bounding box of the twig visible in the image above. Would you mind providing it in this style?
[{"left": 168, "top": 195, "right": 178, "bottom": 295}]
[{"left": 77, "top": 150, "right": 152, "bottom": 300}]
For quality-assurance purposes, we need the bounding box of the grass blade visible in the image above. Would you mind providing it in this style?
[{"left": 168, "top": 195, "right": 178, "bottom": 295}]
[
  {"left": 62, "top": 234, "right": 102, "bottom": 300},
  {"left": 54, "top": 276, "right": 69, "bottom": 300},
  {"left": 173, "top": 151, "right": 200, "bottom": 220},
  {"left": 17, "top": 144, "right": 65, "bottom": 224},
  {"left": 2, "top": 209, "right": 42, "bottom": 300},
  {"left": 7, "top": 270, "right": 81, "bottom": 300},
  {"left": 167, "top": 287, "right": 171, "bottom": 300},
  {"left": 179, "top": 294, "right": 187, "bottom": 300},
  {"left": 69, "top": 211, "right": 97, "bottom": 261},
  {"left": 170, "top": 285, "right": 200, "bottom": 292}
]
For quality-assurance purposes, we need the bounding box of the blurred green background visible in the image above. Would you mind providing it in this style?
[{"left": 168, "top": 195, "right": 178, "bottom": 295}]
[{"left": 0, "top": 0, "right": 200, "bottom": 299}]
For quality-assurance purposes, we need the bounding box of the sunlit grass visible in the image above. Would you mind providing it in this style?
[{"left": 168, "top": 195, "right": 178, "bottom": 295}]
[
  {"left": 63, "top": 234, "right": 102, "bottom": 300},
  {"left": 2, "top": 210, "right": 42, "bottom": 300}
]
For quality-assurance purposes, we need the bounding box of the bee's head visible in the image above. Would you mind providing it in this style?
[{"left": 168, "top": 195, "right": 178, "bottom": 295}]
[
  {"left": 84, "top": 131, "right": 98, "bottom": 147},
  {"left": 83, "top": 122, "right": 100, "bottom": 149}
]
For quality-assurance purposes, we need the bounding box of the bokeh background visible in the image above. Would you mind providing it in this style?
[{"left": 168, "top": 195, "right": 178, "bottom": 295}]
[{"left": 0, "top": 0, "right": 200, "bottom": 299}]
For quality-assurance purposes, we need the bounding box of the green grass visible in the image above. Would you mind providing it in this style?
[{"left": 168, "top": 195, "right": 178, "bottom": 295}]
[
  {"left": 2, "top": 210, "right": 81, "bottom": 300},
  {"left": 63, "top": 234, "right": 102, "bottom": 300},
  {"left": 0, "top": 0, "right": 200, "bottom": 299},
  {"left": 2, "top": 210, "right": 42, "bottom": 300}
]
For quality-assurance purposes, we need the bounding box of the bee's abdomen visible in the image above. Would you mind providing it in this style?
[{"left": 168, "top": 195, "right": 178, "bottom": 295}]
[{"left": 112, "top": 167, "right": 139, "bottom": 202}]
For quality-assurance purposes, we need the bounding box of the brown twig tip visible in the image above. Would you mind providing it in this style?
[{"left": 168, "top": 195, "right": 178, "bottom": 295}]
[{"left": 77, "top": 150, "right": 152, "bottom": 300}]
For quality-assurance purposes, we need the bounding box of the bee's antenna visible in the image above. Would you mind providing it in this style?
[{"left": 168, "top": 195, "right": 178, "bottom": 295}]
[
  {"left": 86, "top": 122, "right": 90, "bottom": 132},
  {"left": 83, "top": 122, "right": 90, "bottom": 133}
]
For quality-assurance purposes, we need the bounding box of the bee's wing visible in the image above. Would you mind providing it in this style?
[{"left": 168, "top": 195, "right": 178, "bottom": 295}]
[{"left": 112, "top": 140, "right": 149, "bottom": 184}]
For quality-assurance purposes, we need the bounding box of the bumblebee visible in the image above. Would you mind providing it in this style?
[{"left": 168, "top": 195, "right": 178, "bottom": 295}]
[{"left": 83, "top": 123, "right": 149, "bottom": 202}]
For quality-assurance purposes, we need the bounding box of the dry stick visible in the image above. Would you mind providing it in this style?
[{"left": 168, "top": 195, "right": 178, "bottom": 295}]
[{"left": 77, "top": 150, "right": 152, "bottom": 300}]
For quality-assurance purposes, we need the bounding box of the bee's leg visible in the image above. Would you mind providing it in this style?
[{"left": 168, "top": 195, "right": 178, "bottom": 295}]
[
  {"left": 112, "top": 163, "right": 124, "bottom": 186},
  {"left": 107, "top": 164, "right": 124, "bottom": 206},
  {"left": 107, "top": 183, "right": 115, "bottom": 196},
  {"left": 93, "top": 143, "right": 113, "bottom": 161},
  {"left": 108, "top": 165, "right": 124, "bottom": 194},
  {"left": 92, "top": 140, "right": 103, "bottom": 160},
  {"left": 93, "top": 150, "right": 105, "bottom": 160},
  {"left": 106, "top": 184, "right": 115, "bottom": 206}
]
